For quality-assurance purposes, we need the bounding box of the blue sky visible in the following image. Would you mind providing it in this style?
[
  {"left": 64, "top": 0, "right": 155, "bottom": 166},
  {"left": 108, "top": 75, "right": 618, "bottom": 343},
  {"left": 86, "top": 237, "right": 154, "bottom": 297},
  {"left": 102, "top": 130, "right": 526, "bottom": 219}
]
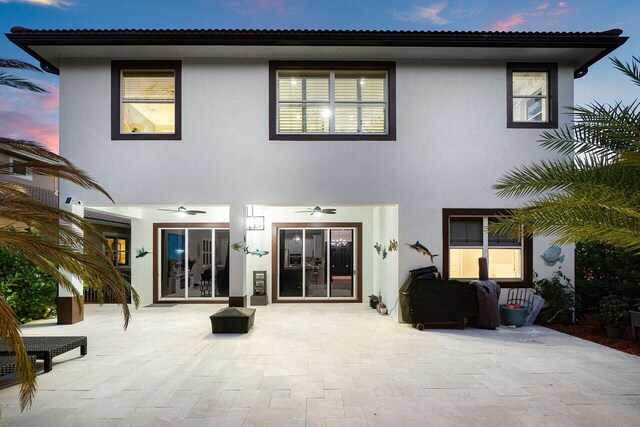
[{"left": 0, "top": 0, "right": 638, "bottom": 152}]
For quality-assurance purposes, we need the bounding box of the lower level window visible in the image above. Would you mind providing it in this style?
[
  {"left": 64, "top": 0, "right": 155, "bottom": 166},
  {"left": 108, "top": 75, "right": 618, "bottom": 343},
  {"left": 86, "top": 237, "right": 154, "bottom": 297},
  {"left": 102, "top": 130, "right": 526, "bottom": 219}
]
[{"left": 449, "top": 216, "right": 522, "bottom": 280}]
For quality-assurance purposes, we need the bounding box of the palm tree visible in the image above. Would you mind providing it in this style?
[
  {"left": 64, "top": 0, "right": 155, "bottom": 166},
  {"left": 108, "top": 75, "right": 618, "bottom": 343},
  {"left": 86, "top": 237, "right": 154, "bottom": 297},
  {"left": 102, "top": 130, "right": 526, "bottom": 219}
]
[
  {"left": 1, "top": 59, "right": 139, "bottom": 411},
  {"left": 491, "top": 56, "right": 640, "bottom": 254}
]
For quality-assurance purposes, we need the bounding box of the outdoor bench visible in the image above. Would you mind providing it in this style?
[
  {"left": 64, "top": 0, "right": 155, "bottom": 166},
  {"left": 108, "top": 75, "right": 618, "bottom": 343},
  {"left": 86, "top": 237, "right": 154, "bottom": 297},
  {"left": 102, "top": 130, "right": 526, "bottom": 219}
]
[
  {"left": 0, "top": 336, "right": 87, "bottom": 372},
  {"left": 0, "top": 355, "right": 37, "bottom": 376}
]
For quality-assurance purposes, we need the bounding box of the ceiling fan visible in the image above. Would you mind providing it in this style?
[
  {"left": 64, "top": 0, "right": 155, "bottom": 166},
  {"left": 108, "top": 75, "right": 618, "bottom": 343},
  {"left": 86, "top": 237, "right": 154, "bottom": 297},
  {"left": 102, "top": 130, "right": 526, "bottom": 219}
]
[
  {"left": 296, "top": 206, "right": 337, "bottom": 216},
  {"left": 157, "top": 206, "right": 207, "bottom": 216}
]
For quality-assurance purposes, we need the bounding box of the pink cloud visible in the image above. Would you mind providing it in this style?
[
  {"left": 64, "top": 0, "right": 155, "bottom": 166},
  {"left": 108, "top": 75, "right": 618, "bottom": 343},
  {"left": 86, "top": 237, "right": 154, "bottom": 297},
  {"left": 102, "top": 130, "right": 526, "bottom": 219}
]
[
  {"left": 487, "top": 2, "right": 570, "bottom": 31},
  {"left": 0, "top": 111, "right": 59, "bottom": 152},
  {"left": 394, "top": 2, "right": 451, "bottom": 25},
  {"left": 488, "top": 13, "right": 526, "bottom": 31},
  {"left": 229, "top": 0, "right": 299, "bottom": 16}
]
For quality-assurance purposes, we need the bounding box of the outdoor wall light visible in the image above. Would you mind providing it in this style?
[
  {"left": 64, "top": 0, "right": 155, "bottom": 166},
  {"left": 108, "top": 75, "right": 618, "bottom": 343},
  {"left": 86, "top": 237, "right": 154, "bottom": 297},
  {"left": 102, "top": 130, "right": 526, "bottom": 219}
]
[{"left": 246, "top": 216, "right": 265, "bottom": 230}]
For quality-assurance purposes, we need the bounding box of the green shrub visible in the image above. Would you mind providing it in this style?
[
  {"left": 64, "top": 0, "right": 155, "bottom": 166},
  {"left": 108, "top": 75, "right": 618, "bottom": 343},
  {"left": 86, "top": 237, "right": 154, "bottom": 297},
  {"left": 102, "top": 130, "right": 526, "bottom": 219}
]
[
  {"left": 533, "top": 270, "right": 574, "bottom": 312},
  {"left": 597, "top": 295, "right": 633, "bottom": 328},
  {"left": 575, "top": 242, "right": 640, "bottom": 316},
  {"left": 0, "top": 247, "right": 57, "bottom": 323}
]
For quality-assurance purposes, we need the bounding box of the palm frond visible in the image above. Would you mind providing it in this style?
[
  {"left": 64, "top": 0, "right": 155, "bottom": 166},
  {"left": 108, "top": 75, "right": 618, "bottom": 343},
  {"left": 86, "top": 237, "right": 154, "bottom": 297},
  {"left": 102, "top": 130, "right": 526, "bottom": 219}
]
[
  {"left": 0, "top": 71, "right": 47, "bottom": 93},
  {"left": 611, "top": 56, "right": 640, "bottom": 87},
  {"left": 493, "top": 155, "right": 639, "bottom": 199},
  {"left": 0, "top": 59, "right": 42, "bottom": 72},
  {"left": 0, "top": 296, "right": 36, "bottom": 410}
]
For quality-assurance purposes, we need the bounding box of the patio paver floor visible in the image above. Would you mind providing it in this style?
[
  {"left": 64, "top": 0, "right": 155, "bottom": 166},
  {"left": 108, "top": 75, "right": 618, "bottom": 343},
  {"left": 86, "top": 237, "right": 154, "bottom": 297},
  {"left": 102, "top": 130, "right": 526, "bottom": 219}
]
[{"left": 1, "top": 303, "right": 639, "bottom": 426}]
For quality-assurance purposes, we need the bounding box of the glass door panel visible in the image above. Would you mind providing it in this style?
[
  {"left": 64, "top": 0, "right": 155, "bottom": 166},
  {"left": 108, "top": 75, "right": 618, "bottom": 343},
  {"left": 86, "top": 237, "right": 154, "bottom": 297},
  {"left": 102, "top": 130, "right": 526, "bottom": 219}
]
[
  {"left": 160, "top": 229, "right": 186, "bottom": 299},
  {"left": 187, "top": 229, "right": 213, "bottom": 299},
  {"left": 330, "top": 229, "right": 354, "bottom": 297},
  {"left": 305, "top": 229, "right": 327, "bottom": 297},
  {"left": 215, "top": 229, "right": 230, "bottom": 297},
  {"left": 279, "top": 229, "right": 303, "bottom": 297}
]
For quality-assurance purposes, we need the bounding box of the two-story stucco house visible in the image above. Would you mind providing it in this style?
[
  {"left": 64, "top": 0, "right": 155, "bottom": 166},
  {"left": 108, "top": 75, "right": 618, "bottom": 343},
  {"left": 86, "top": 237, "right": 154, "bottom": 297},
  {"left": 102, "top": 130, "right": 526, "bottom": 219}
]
[{"left": 7, "top": 27, "right": 627, "bottom": 323}]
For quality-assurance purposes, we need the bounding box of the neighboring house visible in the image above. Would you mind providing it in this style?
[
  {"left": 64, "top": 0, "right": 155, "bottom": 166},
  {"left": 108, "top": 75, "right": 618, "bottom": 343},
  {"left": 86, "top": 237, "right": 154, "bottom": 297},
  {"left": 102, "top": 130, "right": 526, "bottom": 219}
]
[
  {"left": 0, "top": 146, "right": 131, "bottom": 303},
  {"left": 7, "top": 27, "right": 627, "bottom": 323}
]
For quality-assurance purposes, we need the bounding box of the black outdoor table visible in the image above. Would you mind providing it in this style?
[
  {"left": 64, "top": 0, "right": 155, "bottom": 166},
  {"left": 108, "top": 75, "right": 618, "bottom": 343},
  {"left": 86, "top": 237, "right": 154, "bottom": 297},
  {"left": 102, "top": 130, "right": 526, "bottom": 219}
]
[
  {"left": 0, "top": 336, "right": 87, "bottom": 372},
  {"left": 0, "top": 355, "right": 37, "bottom": 376}
]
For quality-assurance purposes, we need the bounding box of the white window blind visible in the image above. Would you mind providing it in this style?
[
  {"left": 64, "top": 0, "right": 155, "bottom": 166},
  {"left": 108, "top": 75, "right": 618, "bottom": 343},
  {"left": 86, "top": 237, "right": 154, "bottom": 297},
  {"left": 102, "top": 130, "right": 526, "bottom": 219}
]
[
  {"left": 277, "top": 69, "right": 387, "bottom": 135},
  {"left": 121, "top": 70, "right": 176, "bottom": 134}
]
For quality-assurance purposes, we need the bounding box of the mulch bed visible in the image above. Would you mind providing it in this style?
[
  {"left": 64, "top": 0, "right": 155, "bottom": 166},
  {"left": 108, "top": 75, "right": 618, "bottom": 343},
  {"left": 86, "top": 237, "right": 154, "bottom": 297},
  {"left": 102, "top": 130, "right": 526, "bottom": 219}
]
[{"left": 546, "top": 322, "right": 640, "bottom": 357}]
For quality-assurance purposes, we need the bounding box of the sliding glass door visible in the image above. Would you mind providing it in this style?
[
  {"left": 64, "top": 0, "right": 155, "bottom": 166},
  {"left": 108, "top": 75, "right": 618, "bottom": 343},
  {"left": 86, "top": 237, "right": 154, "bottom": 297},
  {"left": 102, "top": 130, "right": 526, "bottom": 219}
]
[
  {"left": 158, "top": 226, "right": 229, "bottom": 301},
  {"left": 277, "top": 227, "right": 356, "bottom": 300}
]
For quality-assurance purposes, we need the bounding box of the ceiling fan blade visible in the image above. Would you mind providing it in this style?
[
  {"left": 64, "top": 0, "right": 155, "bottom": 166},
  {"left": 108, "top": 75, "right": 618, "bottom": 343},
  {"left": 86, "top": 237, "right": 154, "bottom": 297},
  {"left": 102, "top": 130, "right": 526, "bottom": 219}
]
[
  {"left": 157, "top": 209, "right": 178, "bottom": 212},
  {"left": 323, "top": 211, "right": 337, "bottom": 214},
  {"left": 295, "top": 210, "right": 312, "bottom": 213},
  {"left": 322, "top": 209, "right": 337, "bottom": 214},
  {"left": 187, "top": 210, "right": 207, "bottom": 214}
]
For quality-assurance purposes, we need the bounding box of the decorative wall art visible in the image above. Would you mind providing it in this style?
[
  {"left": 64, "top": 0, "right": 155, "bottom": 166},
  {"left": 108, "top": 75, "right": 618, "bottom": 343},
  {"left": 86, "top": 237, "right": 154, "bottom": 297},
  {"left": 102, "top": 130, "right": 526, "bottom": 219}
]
[
  {"left": 374, "top": 242, "right": 382, "bottom": 254},
  {"left": 382, "top": 247, "right": 388, "bottom": 259},
  {"left": 406, "top": 241, "right": 438, "bottom": 263},
  {"left": 231, "top": 242, "right": 245, "bottom": 252},
  {"left": 135, "top": 247, "right": 150, "bottom": 258},
  {"left": 541, "top": 246, "right": 564, "bottom": 266},
  {"left": 388, "top": 239, "right": 398, "bottom": 252}
]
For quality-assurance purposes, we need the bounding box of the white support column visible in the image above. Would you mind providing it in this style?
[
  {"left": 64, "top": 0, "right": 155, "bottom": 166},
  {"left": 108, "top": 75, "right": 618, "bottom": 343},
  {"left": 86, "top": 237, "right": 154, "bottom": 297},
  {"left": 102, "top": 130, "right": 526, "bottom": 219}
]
[
  {"left": 228, "top": 203, "right": 247, "bottom": 307},
  {"left": 57, "top": 200, "right": 85, "bottom": 324}
]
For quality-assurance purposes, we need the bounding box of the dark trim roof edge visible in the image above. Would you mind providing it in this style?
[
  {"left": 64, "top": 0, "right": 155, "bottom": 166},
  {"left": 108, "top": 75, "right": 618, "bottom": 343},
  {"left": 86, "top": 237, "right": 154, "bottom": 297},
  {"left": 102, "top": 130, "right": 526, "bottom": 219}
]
[{"left": 6, "top": 27, "right": 628, "bottom": 78}]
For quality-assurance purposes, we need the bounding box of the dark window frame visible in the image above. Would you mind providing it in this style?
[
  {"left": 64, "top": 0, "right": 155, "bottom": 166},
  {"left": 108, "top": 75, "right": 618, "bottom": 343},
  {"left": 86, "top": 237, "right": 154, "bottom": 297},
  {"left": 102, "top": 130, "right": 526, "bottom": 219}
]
[
  {"left": 507, "top": 62, "right": 558, "bottom": 129},
  {"left": 111, "top": 60, "right": 182, "bottom": 140},
  {"left": 442, "top": 208, "right": 533, "bottom": 288},
  {"left": 269, "top": 61, "right": 396, "bottom": 141}
]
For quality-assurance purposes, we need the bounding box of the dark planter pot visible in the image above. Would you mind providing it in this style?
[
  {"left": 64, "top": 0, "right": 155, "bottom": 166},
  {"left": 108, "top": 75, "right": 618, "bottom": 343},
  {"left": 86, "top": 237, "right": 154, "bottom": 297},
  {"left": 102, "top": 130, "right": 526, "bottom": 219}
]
[
  {"left": 604, "top": 325, "right": 625, "bottom": 339},
  {"left": 368, "top": 296, "right": 379, "bottom": 309},
  {"left": 582, "top": 313, "right": 604, "bottom": 332}
]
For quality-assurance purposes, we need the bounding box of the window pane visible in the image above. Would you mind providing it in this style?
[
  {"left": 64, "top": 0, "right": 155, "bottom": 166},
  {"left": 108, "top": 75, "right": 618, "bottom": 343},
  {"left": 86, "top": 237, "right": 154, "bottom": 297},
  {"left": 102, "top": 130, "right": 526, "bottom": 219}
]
[
  {"left": 335, "top": 77, "right": 358, "bottom": 101},
  {"left": 305, "top": 104, "right": 330, "bottom": 133},
  {"left": 305, "top": 78, "right": 329, "bottom": 102},
  {"left": 122, "top": 71, "right": 175, "bottom": 101},
  {"left": 512, "top": 98, "right": 547, "bottom": 122},
  {"left": 11, "top": 161, "right": 28, "bottom": 176},
  {"left": 488, "top": 248, "right": 522, "bottom": 279},
  {"left": 360, "top": 104, "right": 386, "bottom": 133},
  {"left": 278, "top": 77, "right": 303, "bottom": 101},
  {"left": 334, "top": 104, "right": 358, "bottom": 133},
  {"left": 278, "top": 104, "right": 303, "bottom": 133},
  {"left": 512, "top": 71, "right": 547, "bottom": 96},
  {"left": 360, "top": 77, "right": 385, "bottom": 101},
  {"left": 450, "top": 248, "right": 483, "bottom": 279},
  {"left": 122, "top": 102, "right": 175, "bottom": 133},
  {"left": 450, "top": 218, "right": 483, "bottom": 246}
]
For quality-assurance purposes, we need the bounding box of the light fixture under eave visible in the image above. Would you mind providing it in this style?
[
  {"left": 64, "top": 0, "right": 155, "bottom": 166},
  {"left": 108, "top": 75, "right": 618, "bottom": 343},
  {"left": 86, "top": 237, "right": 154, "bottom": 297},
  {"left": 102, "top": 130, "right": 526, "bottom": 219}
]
[
  {"left": 246, "top": 205, "right": 265, "bottom": 231},
  {"left": 246, "top": 216, "right": 265, "bottom": 231}
]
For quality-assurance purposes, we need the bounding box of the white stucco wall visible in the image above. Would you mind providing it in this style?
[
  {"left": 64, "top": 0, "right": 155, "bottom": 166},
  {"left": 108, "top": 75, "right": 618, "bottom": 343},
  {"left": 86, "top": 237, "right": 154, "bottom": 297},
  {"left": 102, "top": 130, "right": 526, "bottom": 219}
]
[{"left": 58, "top": 56, "right": 576, "bottom": 312}]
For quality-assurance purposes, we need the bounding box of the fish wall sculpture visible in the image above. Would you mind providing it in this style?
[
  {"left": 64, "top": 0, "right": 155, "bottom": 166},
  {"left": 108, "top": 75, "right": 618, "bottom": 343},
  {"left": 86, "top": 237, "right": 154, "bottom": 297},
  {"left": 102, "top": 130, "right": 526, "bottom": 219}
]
[
  {"left": 406, "top": 241, "right": 438, "bottom": 264},
  {"left": 541, "top": 246, "right": 564, "bottom": 266}
]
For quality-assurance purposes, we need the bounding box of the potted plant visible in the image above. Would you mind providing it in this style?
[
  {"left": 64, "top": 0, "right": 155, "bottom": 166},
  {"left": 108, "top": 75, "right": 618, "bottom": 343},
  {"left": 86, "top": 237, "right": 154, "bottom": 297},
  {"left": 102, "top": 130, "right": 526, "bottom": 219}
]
[
  {"left": 598, "top": 295, "right": 632, "bottom": 339},
  {"left": 533, "top": 270, "right": 574, "bottom": 324}
]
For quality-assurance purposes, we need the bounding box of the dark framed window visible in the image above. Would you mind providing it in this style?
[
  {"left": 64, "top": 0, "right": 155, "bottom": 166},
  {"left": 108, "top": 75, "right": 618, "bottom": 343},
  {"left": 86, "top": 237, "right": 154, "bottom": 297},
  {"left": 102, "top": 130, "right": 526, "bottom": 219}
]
[
  {"left": 507, "top": 62, "right": 558, "bottom": 129},
  {"left": 269, "top": 61, "right": 396, "bottom": 141},
  {"left": 9, "top": 157, "right": 31, "bottom": 180},
  {"left": 442, "top": 209, "right": 533, "bottom": 287},
  {"left": 111, "top": 60, "right": 182, "bottom": 140},
  {"left": 104, "top": 235, "right": 129, "bottom": 267}
]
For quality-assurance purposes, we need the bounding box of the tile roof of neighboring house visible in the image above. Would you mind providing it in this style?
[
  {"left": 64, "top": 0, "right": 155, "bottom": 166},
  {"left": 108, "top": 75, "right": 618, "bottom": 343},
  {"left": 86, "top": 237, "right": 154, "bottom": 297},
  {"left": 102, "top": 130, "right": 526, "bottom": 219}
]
[
  {"left": 9, "top": 184, "right": 131, "bottom": 226},
  {"left": 6, "top": 27, "right": 628, "bottom": 78},
  {"left": 20, "top": 183, "right": 58, "bottom": 208},
  {"left": 84, "top": 209, "right": 131, "bottom": 226}
]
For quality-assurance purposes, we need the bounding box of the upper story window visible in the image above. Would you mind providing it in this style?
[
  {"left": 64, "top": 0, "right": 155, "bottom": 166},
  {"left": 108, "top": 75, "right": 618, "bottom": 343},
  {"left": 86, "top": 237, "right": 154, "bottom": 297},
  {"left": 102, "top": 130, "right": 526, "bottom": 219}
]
[
  {"left": 111, "top": 61, "right": 181, "bottom": 140},
  {"left": 270, "top": 61, "right": 396, "bottom": 140},
  {"left": 9, "top": 157, "right": 32, "bottom": 180},
  {"left": 507, "top": 62, "right": 558, "bottom": 129}
]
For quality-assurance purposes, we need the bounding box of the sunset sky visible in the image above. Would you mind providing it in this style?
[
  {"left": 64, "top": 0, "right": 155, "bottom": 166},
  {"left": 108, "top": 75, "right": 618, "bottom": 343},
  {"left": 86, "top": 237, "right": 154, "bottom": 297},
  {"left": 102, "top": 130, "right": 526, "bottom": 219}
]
[{"left": 1, "top": 0, "right": 638, "bottom": 153}]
